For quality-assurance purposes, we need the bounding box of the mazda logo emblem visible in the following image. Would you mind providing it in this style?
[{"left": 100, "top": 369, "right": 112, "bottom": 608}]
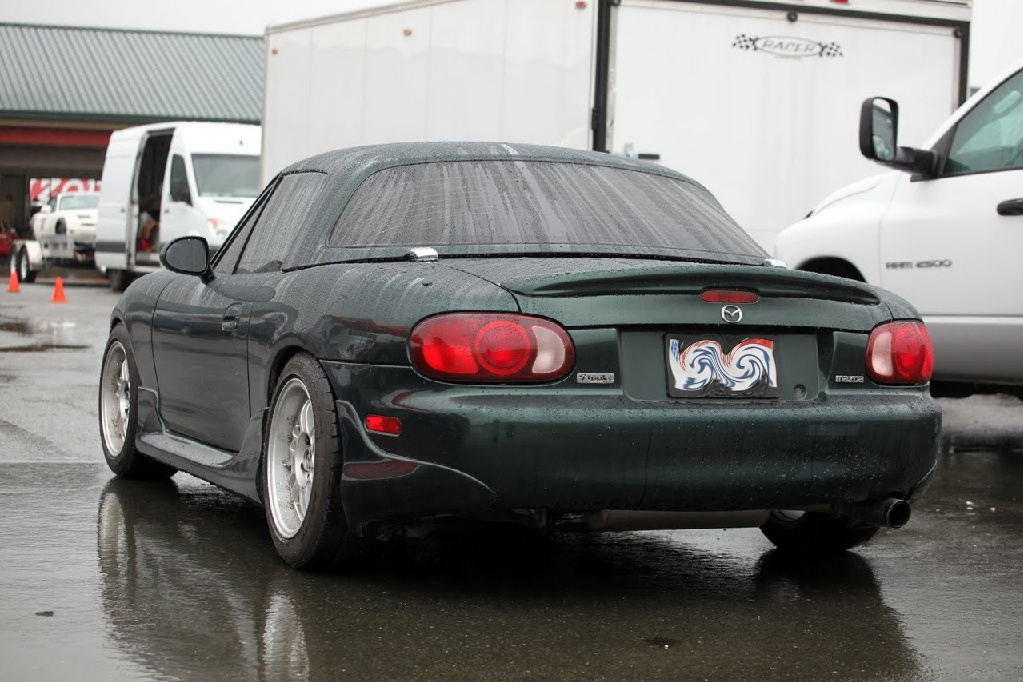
[{"left": 721, "top": 305, "right": 743, "bottom": 323}]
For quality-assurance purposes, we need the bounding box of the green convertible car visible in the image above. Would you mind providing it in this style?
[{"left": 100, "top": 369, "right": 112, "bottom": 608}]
[{"left": 99, "top": 142, "right": 939, "bottom": 569}]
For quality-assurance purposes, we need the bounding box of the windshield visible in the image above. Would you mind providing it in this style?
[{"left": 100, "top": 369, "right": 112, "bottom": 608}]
[
  {"left": 327, "top": 161, "right": 765, "bottom": 261},
  {"left": 58, "top": 194, "right": 99, "bottom": 211},
  {"left": 191, "top": 154, "right": 260, "bottom": 198}
]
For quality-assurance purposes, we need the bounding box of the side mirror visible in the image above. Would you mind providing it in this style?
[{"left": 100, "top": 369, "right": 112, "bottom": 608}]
[
  {"left": 160, "top": 236, "right": 211, "bottom": 280},
  {"left": 859, "top": 97, "right": 897, "bottom": 162},
  {"left": 859, "top": 96, "right": 937, "bottom": 177},
  {"left": 40, "top": 205, "right": 53, "bottom": 215}
]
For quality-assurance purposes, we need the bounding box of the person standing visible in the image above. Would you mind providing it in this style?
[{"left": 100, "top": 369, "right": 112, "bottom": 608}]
[{"left": 0, "top": 193, "right": 16, "bottom": 234}]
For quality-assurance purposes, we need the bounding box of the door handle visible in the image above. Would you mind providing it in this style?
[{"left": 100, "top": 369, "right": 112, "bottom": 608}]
[
  {"left": 222, "top": 303, "right": 244, "bottom": 331},
  {"left": 997, "top": 198, "right": 1023, "bottom": 216}
]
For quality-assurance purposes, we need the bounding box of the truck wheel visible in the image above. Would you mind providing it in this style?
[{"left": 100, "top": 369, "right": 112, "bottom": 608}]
[
  {"left": 98, "top": 325, "right": 176, "bottom": 479},
  {"left": 261, "top": 353, "right": 360, "bottom": 570},
  {"left": 54, "top": 220, "right": 66, "bottom": 235},
  {"left": 760, "top": 510, "right": 878, "bottom": 556},
  {"left": 108, "top": 269, "right": 131, "bottom": 292},
  {"left": 14, "top": 248, "right": 36, "bottom": 283}
]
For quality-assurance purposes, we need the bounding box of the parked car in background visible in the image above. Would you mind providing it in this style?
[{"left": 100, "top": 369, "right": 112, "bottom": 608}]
[
  {"left": 774, "top": 59, "right": 1023, "bottom": 394},
  {"left": 99, "top": 143, "right": 939, "bottom": 570},
  {"left": 8, "top": 191, "right": 100, "bottom": 282},
  {"left": 30, "top": 191, "right": 100, "bottom": 246}
]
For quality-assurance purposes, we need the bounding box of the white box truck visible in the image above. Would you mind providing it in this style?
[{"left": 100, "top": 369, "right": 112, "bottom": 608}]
[
  {"left": 262, "top": 0, "right": 971, "bottom": 249},
  {"left": 94, "top": 122, "right": 262, "bottom": 290}
]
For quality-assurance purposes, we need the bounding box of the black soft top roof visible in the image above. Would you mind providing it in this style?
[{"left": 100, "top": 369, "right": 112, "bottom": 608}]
[{"left": 282, "top": 141, "right": 709, "bottom": 192}]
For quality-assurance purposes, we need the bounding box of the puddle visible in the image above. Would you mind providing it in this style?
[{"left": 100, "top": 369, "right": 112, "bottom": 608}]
[
  {"left": 0, "top": 318, "right": 32, "bottom": 335},
  {"left": 0, "top": 344, "right": 91, "bottom": 353},
  {"left": 0, "top": 315, "right": 83, "bottom": 350}
]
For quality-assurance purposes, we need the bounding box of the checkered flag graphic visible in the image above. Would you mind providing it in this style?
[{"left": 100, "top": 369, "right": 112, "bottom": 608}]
[
  {"left": 733, "top": 34, "right": 757, "bottom": 51},
  {"left": 819, "top": 42, "right": 843, "bottom": 58}
]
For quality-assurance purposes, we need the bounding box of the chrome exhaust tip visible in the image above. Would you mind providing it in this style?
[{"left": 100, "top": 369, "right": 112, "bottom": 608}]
[
  {"left": 837, "top": 498, "right": 912, "bottom": 529},
  {"left": 884, "top": 499, "right": 912, "bottom": 529}
]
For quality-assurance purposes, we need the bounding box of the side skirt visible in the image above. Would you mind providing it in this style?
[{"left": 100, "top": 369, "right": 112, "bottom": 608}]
[{"left": 135, "top": 387, "right": 265, "bottom": 502}]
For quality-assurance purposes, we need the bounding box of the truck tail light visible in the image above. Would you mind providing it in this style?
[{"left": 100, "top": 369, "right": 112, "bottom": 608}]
[
  {"left": 866, "top": 321, "right": 933, "bottom": 384},
  {"left": 410, "top": 313, "right": 575, "bottom": 382}
]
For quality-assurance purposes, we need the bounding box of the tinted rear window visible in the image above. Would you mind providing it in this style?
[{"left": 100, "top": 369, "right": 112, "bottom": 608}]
[{"left": 327, "top": 161, "right": 764, "bottom": 258}]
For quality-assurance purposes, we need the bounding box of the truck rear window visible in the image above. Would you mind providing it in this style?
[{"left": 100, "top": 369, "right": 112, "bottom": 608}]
[{"left": 327, "top": 161, "right": 764, "bottom": 258}]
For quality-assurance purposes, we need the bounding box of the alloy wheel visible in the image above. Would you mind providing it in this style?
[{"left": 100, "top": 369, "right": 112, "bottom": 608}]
[
  {"left": 266, "top": 378, "right": 316, "bottom": 539},
  {"left": 100, "top": 342, "right": 131, "bottom": 454}
]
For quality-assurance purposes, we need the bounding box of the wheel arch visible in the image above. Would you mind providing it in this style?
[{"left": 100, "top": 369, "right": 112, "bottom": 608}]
[
  {"left": 264, "top": 345, "right": 316, "bottom": 408},
  {"left": 796, "top": 257, "right": 866, "bottom": 282}
]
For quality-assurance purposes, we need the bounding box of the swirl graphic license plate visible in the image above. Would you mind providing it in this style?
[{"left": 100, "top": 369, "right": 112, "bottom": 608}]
[{"left": 666, "top": 335, "right": 780, "bottom": 399}]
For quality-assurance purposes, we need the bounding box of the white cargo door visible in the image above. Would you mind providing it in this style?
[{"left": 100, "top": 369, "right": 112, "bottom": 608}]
[
  {"left": 610, "top": 0, "right": 962, "bottom": 249},
  {"left": 262, "top": 0, "right": 595, "bottom": 182},
  {"left": 263, "top": 26, "right": 314, "bottom": 183}
]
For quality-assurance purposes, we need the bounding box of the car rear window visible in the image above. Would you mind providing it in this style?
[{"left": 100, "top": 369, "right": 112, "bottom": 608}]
[{"left": 326, "top": 161, "right": 764, "bottom": 258}]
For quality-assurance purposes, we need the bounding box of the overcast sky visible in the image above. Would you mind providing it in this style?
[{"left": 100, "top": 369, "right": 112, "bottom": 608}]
[{"left": 2, "top": 0, "right": 1018, "bottom": 88}]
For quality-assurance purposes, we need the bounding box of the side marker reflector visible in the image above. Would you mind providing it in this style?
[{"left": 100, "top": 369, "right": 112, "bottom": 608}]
[{"left": 365, "top": 414, "right": 402, "bottom": 435}]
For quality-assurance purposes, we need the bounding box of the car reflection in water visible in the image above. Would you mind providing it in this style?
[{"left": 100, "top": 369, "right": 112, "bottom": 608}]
[
  {"left": 97, "top": 477, "right": 919, "bottom": 682},
  {"left": 97, "top": 478, "right": 310, "bottom": 682}
]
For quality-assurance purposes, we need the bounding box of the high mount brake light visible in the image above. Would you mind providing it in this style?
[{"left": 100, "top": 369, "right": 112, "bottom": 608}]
[
  {"left": 866, "top": 321, "right": 934, "bottom": 384},
  {"left": 701, "top": 289, "right": 759, "bottom": 304},
  {"left": 410, "top": 313, "right": 575, "bottom": 382}
]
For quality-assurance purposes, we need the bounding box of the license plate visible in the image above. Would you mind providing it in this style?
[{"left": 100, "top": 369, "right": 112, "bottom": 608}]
[{"left": 666, "top": 335, "right": 780, "bottom": 398}]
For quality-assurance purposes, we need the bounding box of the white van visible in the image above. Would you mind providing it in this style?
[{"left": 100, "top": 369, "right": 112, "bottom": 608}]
[
  {"left": 95, "top": 122, "right": 262, "bottom": 289},
  {"left": 774, "top": 59, "right": 1023, "bottom": 392}
]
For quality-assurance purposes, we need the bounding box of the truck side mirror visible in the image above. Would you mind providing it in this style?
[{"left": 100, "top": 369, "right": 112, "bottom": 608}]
[
  {"left": 160, "top": 236, "right": 212, "bottom": 280},
  {"left": 859, "top": 96, "right": 938, "bottom": 177},
  {"left": 40, "top": 205, "right": 53, "bottom": 215},
  {"left": 859, "top": 97, "right": 897, "bottom": 162}
]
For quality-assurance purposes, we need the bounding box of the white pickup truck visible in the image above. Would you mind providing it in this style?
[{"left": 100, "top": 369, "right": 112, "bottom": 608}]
[
  {"left": 775, "top": 60, "right": 1023, "bottom": 393},
  {"left": 9, "top": 191, "right": 99, "bottom": 283}
]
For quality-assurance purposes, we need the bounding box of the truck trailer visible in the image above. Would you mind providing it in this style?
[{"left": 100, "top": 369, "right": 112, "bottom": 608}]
[{"left": 262, "top": 0, "right": 971, "bottom": 249}]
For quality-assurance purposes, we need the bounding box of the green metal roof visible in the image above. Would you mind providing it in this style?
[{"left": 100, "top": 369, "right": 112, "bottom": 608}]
[{"left": 0, "top": 23, "right": 263, "bottom": 124}]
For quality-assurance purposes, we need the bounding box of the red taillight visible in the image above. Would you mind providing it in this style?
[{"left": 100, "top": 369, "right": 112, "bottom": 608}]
[
  {"left": 701, "top": 289, "right": 759, "bottom": 304},
  {"left": 866, "top": 321, "right": 934, "bottom": 384},
  {"left": 365, "top": 414, "right": 402, "bottom": 435},
  {"left": 410, "top": 313, "right": 575, "bottom": 382}
]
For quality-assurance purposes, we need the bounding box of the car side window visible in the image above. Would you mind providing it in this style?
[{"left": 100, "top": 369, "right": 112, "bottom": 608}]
[
  {"left": 944, "top": 69, "right": 1023, "bottom": 176},
  {"left": 169, "top": 155, "right": 192, "bottom": 203},
  {"left": 213, "top": 181, "right": 275, "bottom": 275},
  {"left": 236, "top": 171, "right": 326, "bottom": 274}
]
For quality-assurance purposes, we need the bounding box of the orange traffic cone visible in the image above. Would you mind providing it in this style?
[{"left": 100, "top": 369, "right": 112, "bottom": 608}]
[
  {"left": 51, "top": 276, "right": 67, "bottom": 303},
  {"left": 7, "top": 271, "right": 19, "bottom": 293}
]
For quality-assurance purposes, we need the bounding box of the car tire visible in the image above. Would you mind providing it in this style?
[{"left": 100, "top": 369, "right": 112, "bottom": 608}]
[
  {"left": 108, "top": 269, "right": 131, "bottom": 292},
  {"left": 14, "top": 247, "right": 36, "bottom": 283},
  {"left": 98, "top": 325, "right": 176, "bottom": 479},
  {"left": 261, "top": 353, "right": 360, "bottom": 570},
  {"left": 760, "top": 510, "right": 878, "bottom": 556},
  {"left": 54, "top": 220, "right": 66, "bottom": 235}
]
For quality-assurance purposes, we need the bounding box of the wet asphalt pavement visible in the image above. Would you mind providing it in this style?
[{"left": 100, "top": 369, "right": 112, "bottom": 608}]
[{"left": 1, "top": 274, "right": 1021, "bottom": 682}]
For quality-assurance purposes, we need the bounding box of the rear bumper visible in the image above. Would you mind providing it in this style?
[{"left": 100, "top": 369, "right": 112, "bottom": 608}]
[{"left": 324, "top": 362, "right": 940, "bottom": 531}]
